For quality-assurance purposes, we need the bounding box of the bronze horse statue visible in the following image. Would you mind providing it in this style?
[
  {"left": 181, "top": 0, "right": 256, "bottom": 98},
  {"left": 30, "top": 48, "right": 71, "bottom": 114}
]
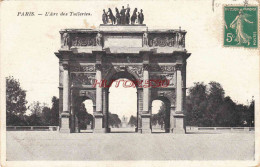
[
  {"left": 131, "top": 8, "right": 137, "bottom": 24},
  {"left": 107, "top": 8, "right": 116, "bottom": 24}
]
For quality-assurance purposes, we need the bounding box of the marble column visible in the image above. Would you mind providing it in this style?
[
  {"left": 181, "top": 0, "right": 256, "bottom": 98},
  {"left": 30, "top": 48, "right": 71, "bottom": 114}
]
[
  {"left": 170, "top": 105, "right": 175, "bottom": 133},
  {"left": 141, "top": 64, "right": 151, "bottom": 133},
  {"left": 60, "top": 62, "right": 70, "bottom": 133},
  {"left": 94, "top": 64, "right": 105, "bottom": 133},
  {"left": 173, "top": 64, "right": 185, "bottom": 134},
  {"left": 103, "top": 88, "right": 110, "bottom": 132}
]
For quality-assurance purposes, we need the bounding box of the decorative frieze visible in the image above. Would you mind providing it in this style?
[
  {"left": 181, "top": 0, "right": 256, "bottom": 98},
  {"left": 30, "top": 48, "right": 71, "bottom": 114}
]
[
  {"left": 71, "top": 73, "right": 96, "bottom": 86},
  {"left": 72, "top": 37, "right": 97, "bottom": 46},
  {"left": 150, "top": 74, "right": 175, "bottom": 86},
  {"left": 149, "top": 37, "right": 175, "bottom": 47},
  {"left": 127, "top": 65, "right": 143, "bottom": 79},
  {"left": 150, "top": 65, "right": 175, "bottom": 72},
  {"left": 70, "top": 65, "right": 96, "bottom": 72}
]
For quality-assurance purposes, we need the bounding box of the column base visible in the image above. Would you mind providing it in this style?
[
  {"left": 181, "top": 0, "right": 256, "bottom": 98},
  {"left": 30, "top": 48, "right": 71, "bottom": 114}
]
[
  {"left": 93, "top": 128, "right": 107, "bottom": 133},
  {"left": 173, "top": 113, "right": 186, "bottom": 134},
  {"left": 60, "top": 113, "right": 70, "bottom": 133},
  {"left": 142, "top": 129, "right": 152, "bottom": 134},
  {"left": 141, "top": 113, "right": 151, "bottom": 134},
  {"left": 60, "top": 128, "right": 70, "bottom": 133},
  {"left": 172, "top": 128, "right": 186, "bottom": 134}
]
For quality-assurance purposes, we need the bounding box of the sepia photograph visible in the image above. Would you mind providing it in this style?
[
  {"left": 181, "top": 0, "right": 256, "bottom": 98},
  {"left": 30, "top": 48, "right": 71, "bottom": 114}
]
[{"left": 0, "top": 0, "right": 259, "bottom": 166}]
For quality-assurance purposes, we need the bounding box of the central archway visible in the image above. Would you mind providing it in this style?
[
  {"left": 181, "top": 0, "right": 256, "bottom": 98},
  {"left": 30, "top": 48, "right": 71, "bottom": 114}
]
[{"left": 107, "top": 71, "right": 140, "bottom": 133}]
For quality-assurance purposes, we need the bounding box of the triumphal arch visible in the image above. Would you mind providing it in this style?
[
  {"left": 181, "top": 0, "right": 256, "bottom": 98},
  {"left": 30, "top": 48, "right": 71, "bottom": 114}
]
[{"left": 55, "top": 24, "right": 191, "bottom": 134}]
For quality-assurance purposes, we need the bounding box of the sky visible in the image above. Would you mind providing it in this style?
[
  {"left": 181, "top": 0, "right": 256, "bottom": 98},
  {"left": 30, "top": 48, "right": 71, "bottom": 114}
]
[{"left": 1, "top": 0, "right": 259, "bottom": 118}]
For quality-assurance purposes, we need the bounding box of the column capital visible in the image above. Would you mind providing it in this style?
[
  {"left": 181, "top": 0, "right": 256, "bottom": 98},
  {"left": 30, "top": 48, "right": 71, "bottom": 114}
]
[
  {"left": 62, "top": 61, "right": 69, "bottom": 70},
  {"left": 175, "top": 64, "right": 183, "bottom": 71},
  {"left": 143, "top": 64, "right": 149, "bottom": 71},
  {"left": 95, "top": 64, "right": 102, "bottom": 71},
  {"left": 170, "top": 105, "right": 176, "bottom": 109}
]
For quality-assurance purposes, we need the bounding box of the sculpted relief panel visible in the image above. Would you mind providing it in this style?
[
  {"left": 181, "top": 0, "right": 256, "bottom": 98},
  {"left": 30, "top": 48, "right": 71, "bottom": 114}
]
[
  {"left": 71, "top": 73, "right": 96, "bottom": 86},
  {"left": 150, "top": 74, "right": 175, "bottom": 86},
  {"left": 150, "top": 65, "right": 175, "bottom": 72},
  {"left": 148, "top": 32, "right": 186, "bottom": 47},
  {"left": 70, "top": 65, "right": 96, "bottom": 72}
]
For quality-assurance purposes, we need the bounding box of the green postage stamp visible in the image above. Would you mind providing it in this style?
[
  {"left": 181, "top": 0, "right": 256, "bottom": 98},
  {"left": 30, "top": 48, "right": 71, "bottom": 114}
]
[{"left": 224, "top": 6, "right": 258, "bottom": 48}]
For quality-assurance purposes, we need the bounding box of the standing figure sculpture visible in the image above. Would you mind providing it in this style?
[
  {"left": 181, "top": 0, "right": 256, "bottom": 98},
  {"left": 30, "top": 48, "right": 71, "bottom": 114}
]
[
  {"left": 115, "top": 8, "right": 121, "bottom": 25},
  {"left": 120, "top": 6, "right": 126, "bottom": 25},
  {"left": 230, "top": 9, "right": 254, "bottom": 45},
  {"left": 96, "top": 32, "right": 102, "bottom": 46},
  {"left": 63, "top": 32, "right": 70, "bottom": 47},
  {"left": 102, "top": 9, "right": 108, "bottom": 24},
  {"left": 137, "top": 12, "right": 140, "bottom": 24},
  {"left": 139, "top": 9, "right": 144, "bottom": 24},
  {"left": 125, "top": 7, "right": 130, "bottom": 24},
  {"left": 143, "top": 32, "right": 148, "bottom": 47},
  {"left": 131, "top": 8, "right": 137, "bottom": 24},
  {"left": 107, "top": 8, "right": 116, "bottom": 25}
]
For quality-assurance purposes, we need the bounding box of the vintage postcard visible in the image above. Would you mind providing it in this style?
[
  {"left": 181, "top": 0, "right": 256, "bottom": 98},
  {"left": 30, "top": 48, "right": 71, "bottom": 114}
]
[{"left": 0, "top": 0, "right": 259, "bottom": 167}]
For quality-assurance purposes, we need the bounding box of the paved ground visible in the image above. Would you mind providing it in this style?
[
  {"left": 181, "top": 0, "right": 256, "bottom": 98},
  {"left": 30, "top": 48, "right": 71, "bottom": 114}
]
[{"left": 6, "top": 131, "right": 254, "bottom": 161}]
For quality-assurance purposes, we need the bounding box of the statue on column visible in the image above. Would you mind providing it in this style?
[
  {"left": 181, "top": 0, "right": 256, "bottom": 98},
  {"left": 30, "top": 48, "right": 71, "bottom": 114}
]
[
  {"left": 96, "top": 32, "right": 102, "bottom": 46},
  {"left": 115, "top": 8, "right": 121, "bottom": 25},
  {"left": 107, "top": 8, "right": 116, "bottom": 24},
  {"left": 120, "top": 6, "right": 126, "bottom": 25},
  {"left": 143, "top": 32, "right": 148, "bottom": 47},
  {"left": 139, "top": 9, "right": 144, "bottom": 24},
  {"left": 62, "top": 32, "right": 70, "bottom": 47},
  {"left": 131, "top": 8, "right": 137, "bottom": 24},
  {"left": 102, "top": 9, "right": 108, "bottom": 24}
]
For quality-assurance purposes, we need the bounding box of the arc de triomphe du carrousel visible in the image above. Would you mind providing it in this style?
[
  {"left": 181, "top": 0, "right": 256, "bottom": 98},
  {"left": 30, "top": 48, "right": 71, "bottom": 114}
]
[{"left": 55, "top": 9, "right": 191, "bottom": 133}]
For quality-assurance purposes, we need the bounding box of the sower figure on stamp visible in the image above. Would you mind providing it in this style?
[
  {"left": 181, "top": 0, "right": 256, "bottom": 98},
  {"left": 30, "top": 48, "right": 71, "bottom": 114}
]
[
  {"left": 120, "top": 6, "right": 126, "bottom": 25},
  {"left": 230, "top": 9, "right": 254, "bottom": 45},
  {"left": 102, "top": 9, "right": 108, "bottom": 24},
  {"left": 115, "top": 8, "right": 121, "bottom": 25}
]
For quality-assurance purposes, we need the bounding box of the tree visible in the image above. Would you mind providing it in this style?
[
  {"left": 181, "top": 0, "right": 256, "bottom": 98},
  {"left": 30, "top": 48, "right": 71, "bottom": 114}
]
[
  {"left": 205, "top": 81, "right": 225, "bottom": 126},
  {"left": 186, "top": 82, "right": 208, "bottom": 126},
  {"left": 42, "top": 106, "right": 52, "bottom": 125},
  {"left": 247, "top": 99, "right": 255, "bottom": 127},
  {"left": 50, "top": 96, "right": 59, "bottom": 126},
  {"left": 108, "top": 112, "right": 121, "bottom": 128},
  {"left": 6, "top": 76, "right": 28, "bottom": 126},
  {"left": 27, "top": 101, "right": 44, "bottom": 126},
  {"left": 78, "top": 103, "right": 87, "bottom": 129},
  {"left": 186, "top": 81, "right": 255, "bottom": 127},
  {"left": 128, "top": 115, "right": 137, "bottom": 127},
  {"left": 78, "top": 103, "right": 94, "bottom": 129}
]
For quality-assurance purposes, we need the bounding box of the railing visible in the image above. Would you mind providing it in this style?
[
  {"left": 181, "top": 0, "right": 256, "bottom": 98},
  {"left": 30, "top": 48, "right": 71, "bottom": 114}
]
[
  {"left": 6, "top": 126, "right": 59, "bottom": 131},
  {"left": 186, "top": 126, "right": 254, "bottom": 133}
]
